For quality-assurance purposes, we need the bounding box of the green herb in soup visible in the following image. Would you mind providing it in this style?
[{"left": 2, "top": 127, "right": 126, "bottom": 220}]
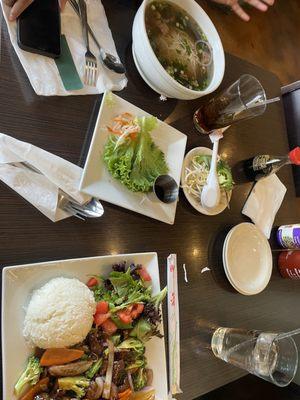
[{"left": 145, "top": 0, "right": 214, "bottom": 91}]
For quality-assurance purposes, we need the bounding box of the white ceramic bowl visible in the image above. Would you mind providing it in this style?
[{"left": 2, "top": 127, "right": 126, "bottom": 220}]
[
  {"left": 181, "top": 147, "right": 232, "bottom": 216},
  {"left": 132, "top": 0, "right": 225, "bottom": 100}
]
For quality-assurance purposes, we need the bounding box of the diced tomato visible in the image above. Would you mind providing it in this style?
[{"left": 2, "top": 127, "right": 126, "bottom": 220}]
[
  {"left": 131, "top": 303, "right": 144, "bottom": 319},
  {"left": 94, "top": 312, "right": 110, "bottom": 326},
  {"left": 118, "top": 306, "right": 133, "bottom": 324},
  {"left": 137, "top": 267, "right": 152, "bottom": 282},
  {"left": 87, "top": 277, "right": 98, "bottom": 288},
  {"left": 96, "top": 301, "right": 109, "bottom": 314},
  {"left": 102, "top": 318, "right": 118, "bottom": 335},
  {"left": 118, "top": 311, "right": 133, "bottom": 324}
]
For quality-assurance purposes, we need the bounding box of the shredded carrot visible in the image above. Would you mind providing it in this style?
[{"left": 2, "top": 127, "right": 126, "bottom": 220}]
[
  {"left": 40, "top": 348, "right": 84, "bottom": 367},
  {"left": 20, "top": 377, "right": 49, "bottom": 400},
  {"left": 118, "top": 388, "right": 132, "bottom": 400},
  {"left": 107, "top": 113, "right": 140, "bottom": 141}
]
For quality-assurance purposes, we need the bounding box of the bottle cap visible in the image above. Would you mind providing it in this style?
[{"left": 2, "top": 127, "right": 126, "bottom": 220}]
[{"left": 289, "top": 147, "right": 300, "bottom": 165}]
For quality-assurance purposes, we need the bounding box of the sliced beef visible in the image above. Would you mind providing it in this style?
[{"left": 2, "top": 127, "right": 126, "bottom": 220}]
[
  {"left": 112, "top": 360, "right": 126, "bottom": 386},
  {"left": 88, "top": 330, "right": 105, "bottom": 356}
]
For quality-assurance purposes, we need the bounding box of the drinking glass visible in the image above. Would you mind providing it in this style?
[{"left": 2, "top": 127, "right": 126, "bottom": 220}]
[
  {"left": 193, "top": 74, "right": 266, "bottom": 134},
  {"left": 210, "top": 327, "right": 298, "bottom": 387}
]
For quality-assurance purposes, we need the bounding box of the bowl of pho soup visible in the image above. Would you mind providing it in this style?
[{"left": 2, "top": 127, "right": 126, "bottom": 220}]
[{"left": 132, "top": 0, "right": 225, "bottom": 100}]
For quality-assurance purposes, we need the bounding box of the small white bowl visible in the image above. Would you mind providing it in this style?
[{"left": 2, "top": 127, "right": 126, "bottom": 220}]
[
  {"left": 181, "top": 147, "right": 232, "bottom": 216},
  {"left": 223, "top": 223, "right": 272, "bottom": 295},
  {"left": 132, "top": 0, "right": 225, "bottom": 100}
]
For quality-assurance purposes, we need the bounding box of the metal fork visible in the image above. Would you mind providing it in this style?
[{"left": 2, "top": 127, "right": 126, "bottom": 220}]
[
  {"left": 13, "top": 162, "right": 103, "bottom": 220},
  {"left": 78, "top": 0, "right": 98, "bottom": 86}
]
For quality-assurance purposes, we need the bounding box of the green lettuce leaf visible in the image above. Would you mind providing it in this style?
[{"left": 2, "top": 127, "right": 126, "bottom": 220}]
[
  {"left": 129, "top": 319, "right": 152, "bottom": 342},
  {"left": 103, "top": 116, "right": 168, "bottom": 193},
  {"left": 129, "top": 116, "right": 168, "bottom": 192},
  {"left": 117, "top": 338, "right": 145, "bottom": 354}
]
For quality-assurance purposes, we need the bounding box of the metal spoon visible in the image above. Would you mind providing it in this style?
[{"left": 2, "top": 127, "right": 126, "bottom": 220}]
[
  {"left": 15, "top": 162, "right": 104, "bottom": 219},
  {"left": 66, "top": 197, "right": 104, "bottom": 218},
  {"left": 69, "top": 0, "right": 126, "bottom": 74}
]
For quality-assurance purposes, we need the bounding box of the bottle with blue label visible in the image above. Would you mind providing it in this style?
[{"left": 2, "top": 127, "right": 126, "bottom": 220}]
[{"left": 277, "top": 224, "right": 300, "bottom": 249}]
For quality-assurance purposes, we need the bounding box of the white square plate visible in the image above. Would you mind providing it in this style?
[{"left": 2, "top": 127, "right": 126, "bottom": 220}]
[
  {"left": 80, "top": 92, "right": 187, "bottom": 224},
  {"left": 2, "top": 252, "right": 168, "bottom": 400}
]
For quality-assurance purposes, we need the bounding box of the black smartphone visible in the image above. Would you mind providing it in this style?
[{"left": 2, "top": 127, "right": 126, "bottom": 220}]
[{"left": 17, "top": 0, "right": 61, "bottom": 58}]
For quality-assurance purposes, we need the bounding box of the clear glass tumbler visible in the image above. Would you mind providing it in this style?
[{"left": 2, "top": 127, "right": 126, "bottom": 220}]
[
  {"left": 193, "top": 74, "right": 267, "bottom": 134},
  {"left": 211, "top": 327, "right": 298, "bottom": 387}
]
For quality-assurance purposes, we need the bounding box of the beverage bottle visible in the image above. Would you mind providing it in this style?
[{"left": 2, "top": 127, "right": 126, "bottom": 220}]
[
  {"left": 278, "top": 251, "right": 300, "bottom": 279},
  {"left": 232, "top": 147, "right": 300, "bottom": 184},
  {"left": 277, "top": 224, "right": 300, "bottom": 249}
]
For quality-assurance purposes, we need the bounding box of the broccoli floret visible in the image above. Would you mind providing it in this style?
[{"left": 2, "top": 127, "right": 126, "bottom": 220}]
[
  {"left": 133, "top": 368, "right": 148, "bottom": 391},
  {"left": 85, "top": 358, "right": 103, "bottom": 379},
  {"left": 58, "top": 376, "right": 90, "bottom": 398},
  {"left": 14, "top": 356, "right": 42, "bottom": 396}
]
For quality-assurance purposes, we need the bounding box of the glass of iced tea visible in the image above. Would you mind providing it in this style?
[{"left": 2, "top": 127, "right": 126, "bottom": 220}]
[{"left": 193, "top": 74, "right": 267, "bottom": 134}]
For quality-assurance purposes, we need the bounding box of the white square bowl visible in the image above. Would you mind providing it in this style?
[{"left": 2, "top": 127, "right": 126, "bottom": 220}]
[
  {"left": 2, "top": 252, "right": 168, "bottom": 400},
  {"left": 80, "top": 92, "right": 187, "bottom": 224}
]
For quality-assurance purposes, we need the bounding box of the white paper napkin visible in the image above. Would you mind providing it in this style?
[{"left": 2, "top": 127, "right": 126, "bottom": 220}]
[
  {"left": 242, "top": 174, "right": 287, "bottom": 238},
  {"left": 0, "top": 133, "right": 98, "bottom": 221},
  {"left": 0, "top": 0, "right": 127, "bottom": 96}
]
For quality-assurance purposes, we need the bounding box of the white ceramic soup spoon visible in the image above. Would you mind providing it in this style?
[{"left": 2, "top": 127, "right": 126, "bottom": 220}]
[{"left": 201, "top": 135, "right": 221, "bottom": 209}]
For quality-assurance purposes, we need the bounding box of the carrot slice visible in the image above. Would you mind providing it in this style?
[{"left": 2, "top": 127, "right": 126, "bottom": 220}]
[
  {"left": 20, "top": 377, "right": 49, "bottom": 400},
  {"left": 118, "top": 388, "right": 132, "bottom": 400},
  {"left": 40, "top": 348, "right": 84, "bottom": 366}
]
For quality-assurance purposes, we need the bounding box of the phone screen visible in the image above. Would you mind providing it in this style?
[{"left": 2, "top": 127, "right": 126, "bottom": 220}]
[{"left": 17, "top": 0, "right": 61, "bottom": 58}]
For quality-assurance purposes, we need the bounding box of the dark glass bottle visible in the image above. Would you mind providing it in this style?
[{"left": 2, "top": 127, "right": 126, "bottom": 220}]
[{"left": 232, "top": 147, "right": 300, "bottom": 184}]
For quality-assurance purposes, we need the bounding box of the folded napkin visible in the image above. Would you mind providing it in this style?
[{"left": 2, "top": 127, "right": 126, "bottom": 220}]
[
  {"left": 0, "top": 133, "right": 96, "bottom": 221},
  {"left": 0, "top": 0, "right": 127, "bottom": 96},
  {"left": 242, "top": 174, "right": 287, "bottom": 238}
]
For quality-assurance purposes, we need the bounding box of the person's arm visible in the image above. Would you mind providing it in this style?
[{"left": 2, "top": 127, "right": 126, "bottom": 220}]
[
  {"left": 211, "top": 0, "right": 275, "bottom": 21},
  {"left": 3, "top": 0, "right": 68, "bottom": 21}
]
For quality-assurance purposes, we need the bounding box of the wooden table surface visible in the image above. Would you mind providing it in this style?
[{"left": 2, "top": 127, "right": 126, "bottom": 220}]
[{"left": 1, "top": 1, "right": 300, "bottom": 399}]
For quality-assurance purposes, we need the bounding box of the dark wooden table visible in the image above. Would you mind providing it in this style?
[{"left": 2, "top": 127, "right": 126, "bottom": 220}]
[{"left": 1, "top": 1, "right": 300, "bottom": 399}]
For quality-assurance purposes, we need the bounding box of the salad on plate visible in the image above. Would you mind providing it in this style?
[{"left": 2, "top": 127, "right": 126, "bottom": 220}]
[
  {"left": 103, "top": 113, "right": 168, "bottom": 193},
  {"left": 15, "top": 262, "right": 167, "bottom": 400}
]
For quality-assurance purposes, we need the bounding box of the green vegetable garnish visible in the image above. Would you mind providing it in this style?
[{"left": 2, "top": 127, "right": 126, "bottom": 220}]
[
  {"left": 14, "top": 356, "right": 42, "bottom": 396},
  {"left": 130, "top": 319, "right": 152, "bottom": 342},
  {"left": 103, "top": 116, "right": 168, "bottom": 193},
  {"left": 117, "top": 338, "right": 145, "bottom": 354},
  {"left": 58, "top": 376, "right": 90, "bottom": 398},
  {"left": 151, "top": 286, "right": 168, "bottom": 309},
  {"left": 85, "top": 359, "right": 103, "bottom": 379},
  {"left": 132, "top": 367, "right": 148, "bottom": 391},
  {"left": 192, "top": 155, "right": 234, "bottom": 191}
]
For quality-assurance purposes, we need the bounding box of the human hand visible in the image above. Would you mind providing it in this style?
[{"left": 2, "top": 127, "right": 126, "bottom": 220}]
[
  {"left": 211, "top": 0, "right": 275, "bottom": 21},
  {"left": 3, "top": 0, "right": 68, "bottom": 21}
]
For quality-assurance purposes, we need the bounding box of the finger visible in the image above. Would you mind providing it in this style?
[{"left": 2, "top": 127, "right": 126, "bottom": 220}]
[
  {"left": 262, "top": 0, "right": 275, "bottom": 5},
  {"left": 245, "top": 0, "right": 268, "bottom": 11},
  {"left": 9, "top": 0, "right": 33, "bottom": 21},
  {"left": 3, "top": 0, "right": 16, "bottom": 6},
  {"left": 231, "top": 3, "right": 250, "bottom": 21},
  {"left": 59, "top": 0, "right": 68, "bottom": 11}
]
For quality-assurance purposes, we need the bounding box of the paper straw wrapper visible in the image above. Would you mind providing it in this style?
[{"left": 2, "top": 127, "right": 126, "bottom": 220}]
[{"left": 167, "top": 254, "right": 182, "bottom": 396}]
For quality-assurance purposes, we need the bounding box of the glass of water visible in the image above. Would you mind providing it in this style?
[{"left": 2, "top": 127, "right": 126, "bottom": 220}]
[
  {"left": 211, "top": 327, "right": 298, "bottom": 387},
  {"left": 193, "top": 74, "right": 266, "bottom": 134}
]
